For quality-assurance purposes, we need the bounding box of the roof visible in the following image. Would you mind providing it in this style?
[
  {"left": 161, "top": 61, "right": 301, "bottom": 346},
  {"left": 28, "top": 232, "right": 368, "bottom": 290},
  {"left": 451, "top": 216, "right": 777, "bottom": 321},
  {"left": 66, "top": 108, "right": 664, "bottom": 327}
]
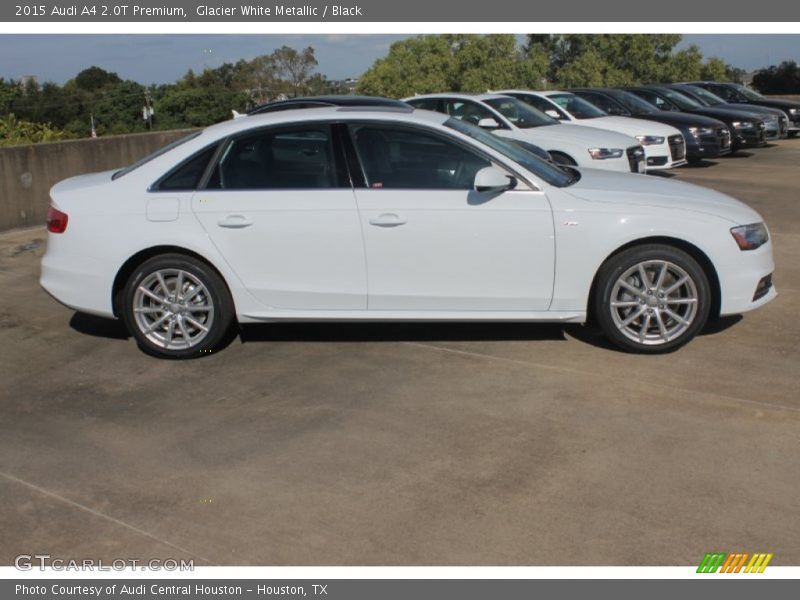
[
  {"left": 249, "top": 95, "right": 411, "bottom": 115},
  {"left": 404, "top": 92, "right": 511, "bottom": 102},
  {"left": 201, "top": 106, "right": 449, "bottom": 140}
]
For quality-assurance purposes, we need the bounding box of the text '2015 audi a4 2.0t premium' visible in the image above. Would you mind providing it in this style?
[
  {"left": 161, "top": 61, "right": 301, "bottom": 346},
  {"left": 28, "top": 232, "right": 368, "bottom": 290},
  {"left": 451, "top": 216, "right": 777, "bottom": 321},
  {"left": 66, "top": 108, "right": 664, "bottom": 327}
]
[{"left": 41, "top": 105, "right": 776, "bottom": 358}]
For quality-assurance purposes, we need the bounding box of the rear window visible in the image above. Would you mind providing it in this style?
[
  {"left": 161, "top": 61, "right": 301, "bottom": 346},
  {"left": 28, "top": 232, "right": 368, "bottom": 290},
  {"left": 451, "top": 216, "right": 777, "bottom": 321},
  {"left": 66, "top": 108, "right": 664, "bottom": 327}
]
[{"left": 112, "top": 131, "right": 202, "bottom": 180}]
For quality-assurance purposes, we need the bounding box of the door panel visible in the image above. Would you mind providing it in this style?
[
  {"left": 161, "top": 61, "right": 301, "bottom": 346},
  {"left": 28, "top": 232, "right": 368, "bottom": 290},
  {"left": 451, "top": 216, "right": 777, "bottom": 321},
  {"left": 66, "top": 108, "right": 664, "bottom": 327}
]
[
  {"left": 191, "top": 125, "right": 366, "bottom": 310},
  {"left": 347, "top": 123, "right": 554, "bottom": 311},
  {"left": 356, "top": 189, "right": 555, "bottom": 311}
]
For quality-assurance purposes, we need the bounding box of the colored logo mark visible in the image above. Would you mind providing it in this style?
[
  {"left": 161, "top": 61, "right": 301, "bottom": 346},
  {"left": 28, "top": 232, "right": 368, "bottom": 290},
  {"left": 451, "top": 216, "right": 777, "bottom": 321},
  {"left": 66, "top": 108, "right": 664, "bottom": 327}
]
[{"left": 697, "top": 552, "right": 773, "bottom": 573}]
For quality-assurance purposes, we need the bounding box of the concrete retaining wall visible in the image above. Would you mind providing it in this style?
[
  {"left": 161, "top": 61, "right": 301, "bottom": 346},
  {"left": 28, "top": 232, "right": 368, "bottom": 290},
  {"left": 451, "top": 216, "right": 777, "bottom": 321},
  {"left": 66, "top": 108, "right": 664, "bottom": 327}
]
[{"left": 0, "top": 129, "right": 195, "bottom": 232}]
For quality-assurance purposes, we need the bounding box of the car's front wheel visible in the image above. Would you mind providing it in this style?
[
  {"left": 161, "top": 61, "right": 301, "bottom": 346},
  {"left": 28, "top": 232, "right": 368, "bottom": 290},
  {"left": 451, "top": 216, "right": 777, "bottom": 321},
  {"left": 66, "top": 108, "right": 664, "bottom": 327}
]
[
  {"left": 122, "top": 253, "right": 235, "bottom": 358},
  {"left": 594, "top": 244, "right": 711, "bottom": 353}
]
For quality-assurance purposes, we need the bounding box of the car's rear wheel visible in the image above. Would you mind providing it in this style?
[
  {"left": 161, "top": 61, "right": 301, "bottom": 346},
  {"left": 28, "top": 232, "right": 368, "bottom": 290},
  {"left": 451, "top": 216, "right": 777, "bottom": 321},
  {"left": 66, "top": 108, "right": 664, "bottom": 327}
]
[
  {"left": 122, "top": 254, "right": 235, "bottom": 358},
  {"left": 594, "top": 244, "right": 711, "bottom": 353}
]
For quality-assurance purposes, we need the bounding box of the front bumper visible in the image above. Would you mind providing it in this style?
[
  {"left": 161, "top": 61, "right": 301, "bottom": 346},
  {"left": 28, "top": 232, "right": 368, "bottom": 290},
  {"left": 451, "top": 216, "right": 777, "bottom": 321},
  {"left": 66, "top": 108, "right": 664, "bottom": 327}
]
[
  {"left": 731, "top": 123, "right": 767, "bottom": 149},
  {"left": 718, "top": 242, "right": 777, "bottom": 316},
  {"left": 686, "top": 126, "right": 732, "bottom": 160}
]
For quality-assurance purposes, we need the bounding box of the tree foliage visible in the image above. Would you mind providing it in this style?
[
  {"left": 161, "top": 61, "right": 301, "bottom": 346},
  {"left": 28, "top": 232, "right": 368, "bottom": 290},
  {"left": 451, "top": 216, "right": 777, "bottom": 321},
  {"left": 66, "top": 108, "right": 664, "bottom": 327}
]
[
  {"left": 0, "top": 113, "right": 70, "bottom": 146},
  {"left": 752, "top": 61, "right": 800, "bottom": 94},
  {"left": 357, "top": 35, "right": 547, "bottom": 97},
  {"left": 526, "top": 34, "right": 733, "bottom": 88}
]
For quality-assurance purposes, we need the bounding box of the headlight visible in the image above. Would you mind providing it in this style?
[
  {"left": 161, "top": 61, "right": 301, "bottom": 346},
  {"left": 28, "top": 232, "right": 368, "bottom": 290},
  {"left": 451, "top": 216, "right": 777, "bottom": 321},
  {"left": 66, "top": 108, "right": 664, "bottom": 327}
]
[
  {"left": 731, "top": 121, "right": 754, "bottom": 129},
  {"left": 790, "top": 108, "right": 799, "bottom": 117},
  {"left": 635, "top": 135, "right": 665, "bottom": 145},
  {"left": 588, "top": 148, "right": 624, "bottom": 160},
  {"left": 688, "top": 127, "right": 714, "bottom": 137},
  {"left": 730, "top": 222, "right": 769, "bottom": 251}
]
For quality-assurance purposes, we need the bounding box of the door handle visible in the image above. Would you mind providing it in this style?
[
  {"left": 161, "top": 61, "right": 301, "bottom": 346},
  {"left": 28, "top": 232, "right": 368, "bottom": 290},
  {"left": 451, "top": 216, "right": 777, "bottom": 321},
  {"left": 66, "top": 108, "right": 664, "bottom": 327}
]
[
  {"left": 369, "top": 213, "right": 407, "bottom": 227},
  {"left": 217, "top": 214, "right": 253, "bottom": 229}
]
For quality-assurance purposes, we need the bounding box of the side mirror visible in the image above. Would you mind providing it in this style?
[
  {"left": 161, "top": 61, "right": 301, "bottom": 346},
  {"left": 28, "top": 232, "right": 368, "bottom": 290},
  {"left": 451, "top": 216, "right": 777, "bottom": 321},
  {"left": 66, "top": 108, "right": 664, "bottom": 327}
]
[
  {"left": 478, "top": 117, "right": 500, "bottom": 130},
  {"left": 545, "top": 109, "right": 562, "bottom": 119},
  {"left": 474, "top": 166, "right": 517, "bottom": 193}
]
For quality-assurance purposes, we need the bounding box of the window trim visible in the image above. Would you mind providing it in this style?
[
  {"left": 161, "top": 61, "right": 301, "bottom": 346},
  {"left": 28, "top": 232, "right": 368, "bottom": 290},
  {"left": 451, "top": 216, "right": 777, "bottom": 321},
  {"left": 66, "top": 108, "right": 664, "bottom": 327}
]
[
  {"left": 587, "top": 92, "right": 632, "bottom": 116},
  {"left": 442, "top": 98, "right": 513, "bottom": 131},
  {"left": 342, "top": 120, "right": 537, "bottom": 192},
  {"left": 148, "top": 141, "right": 223, "bottom": 192},
  {"left": 196, "top": 122, "right": 351, "bottom": 192}
]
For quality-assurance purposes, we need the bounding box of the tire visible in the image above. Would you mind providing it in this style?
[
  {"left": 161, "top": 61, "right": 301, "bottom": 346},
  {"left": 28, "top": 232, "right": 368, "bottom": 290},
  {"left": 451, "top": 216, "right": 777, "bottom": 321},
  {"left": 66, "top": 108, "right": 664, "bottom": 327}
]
[
  {"left": 788, "top": 131, "right": 798, "bottom": 138},
  {"left": 549, "top": 151, "right": 577, "bottom": 166},
  {"left": 594, "top": 244, "right": 711, "bottom": 353},
  {"left": 121, "top": 253, "right": 235, "bottom": 358}
]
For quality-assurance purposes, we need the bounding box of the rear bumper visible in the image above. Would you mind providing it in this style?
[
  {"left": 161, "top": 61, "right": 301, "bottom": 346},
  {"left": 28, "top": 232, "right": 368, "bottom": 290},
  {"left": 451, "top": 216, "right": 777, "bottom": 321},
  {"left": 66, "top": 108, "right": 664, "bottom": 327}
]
[{"left": 40, "top": 249, "right": 115, "bottom": 318}]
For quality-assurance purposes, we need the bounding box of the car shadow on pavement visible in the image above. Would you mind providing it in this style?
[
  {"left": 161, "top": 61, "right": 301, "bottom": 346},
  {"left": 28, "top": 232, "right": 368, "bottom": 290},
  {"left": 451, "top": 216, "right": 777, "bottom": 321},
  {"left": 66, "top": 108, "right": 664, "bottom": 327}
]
[
  {"left": 67, "top": 312, "right": 744, "bottom": 351},
  {"left": 69, "top": 312, "right": 130, "bottom": 340},
  {"left": 700, "top": 314, "right": 743, "bottom": 335},
  {"left": 239, "top": 321, "right": 570, "bottom": 344},
  {"left": 683, "top": 160, "right": 719, "bottom": 169}
]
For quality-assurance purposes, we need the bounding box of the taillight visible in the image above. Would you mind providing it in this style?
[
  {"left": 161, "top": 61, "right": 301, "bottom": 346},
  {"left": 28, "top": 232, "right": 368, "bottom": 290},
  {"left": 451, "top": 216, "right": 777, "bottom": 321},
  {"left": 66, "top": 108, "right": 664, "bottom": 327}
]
[{"left": 46, "top": 206, "right": 68, "bottom": 234}]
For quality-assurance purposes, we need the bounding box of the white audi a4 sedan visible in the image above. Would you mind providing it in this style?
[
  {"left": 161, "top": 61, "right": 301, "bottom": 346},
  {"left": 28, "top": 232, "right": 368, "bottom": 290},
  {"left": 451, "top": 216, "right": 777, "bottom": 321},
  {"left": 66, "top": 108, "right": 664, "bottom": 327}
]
[
  {"left": 404, "top": 93, "right": 647, "bottom": 173},
  {"left": 41, "top": 106, "right": 776, "bottom": 358},
  {"left": 497, "top": 90, "right": 688, "bottom": 171}
]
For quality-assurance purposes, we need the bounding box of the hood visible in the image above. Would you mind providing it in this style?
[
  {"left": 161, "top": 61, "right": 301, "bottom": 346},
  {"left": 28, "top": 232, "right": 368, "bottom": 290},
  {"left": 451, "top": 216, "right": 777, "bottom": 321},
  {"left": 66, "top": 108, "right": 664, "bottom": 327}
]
[
  {"left": 582, "top": 115, "right": 681, "bottom": 138},
  {"left": 742, "top": 98, "right": 800, "bottom": 111},
  {"left": 689, "top": 106, "right": 765, "bottom": 123},
  {"left": 635, "top": 111, "right": 726, "bottom": 129},
  {"left": 718, "top": 103, "right": 784, "bottom": 118},
  {"left": 514, "top": 122, "right": 638, "bottom": 148},
  {"left": 564, "top": 168, "right": 762, "bottom": 225}
]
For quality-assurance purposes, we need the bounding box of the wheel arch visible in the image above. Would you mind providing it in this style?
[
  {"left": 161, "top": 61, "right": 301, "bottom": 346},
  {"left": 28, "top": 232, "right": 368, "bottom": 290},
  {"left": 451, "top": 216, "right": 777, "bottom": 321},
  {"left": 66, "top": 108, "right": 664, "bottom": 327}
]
[
  {"left": 586, "top": 236, "right": 722, "bottom": 322},
  {"left": 548, "top": 150, "right": 578, "bottom": 166},
  {"left": 111, "top": 245, "right": 231, "bottom": 318}
]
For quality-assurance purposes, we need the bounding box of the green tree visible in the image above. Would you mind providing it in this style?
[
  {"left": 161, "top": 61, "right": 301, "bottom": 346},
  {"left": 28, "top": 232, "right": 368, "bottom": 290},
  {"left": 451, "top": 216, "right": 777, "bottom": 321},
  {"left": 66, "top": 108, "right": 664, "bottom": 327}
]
[
  {"left": 357, "top": 35, "right": 455, "bottom": 97},
  {"left": 74, "top": 66, "right": 122, "bottom": 91},
  {"left": 0, "top": 113, "right": 71, "bottom": 146},
  {"left": 527, "top": 34, "right": 721, "bottom": 87},
  {"left": 357, "top": 34, "right": 545, "bottom": 97},
  {"left": 752, "top": 61, "right": 800, "bottom": 94},
  {"left": 271, "top": 45, "right": 318, "bottom": 97},
  {"left": 699, "top": 57, "right": 730, "bottom": 82}
]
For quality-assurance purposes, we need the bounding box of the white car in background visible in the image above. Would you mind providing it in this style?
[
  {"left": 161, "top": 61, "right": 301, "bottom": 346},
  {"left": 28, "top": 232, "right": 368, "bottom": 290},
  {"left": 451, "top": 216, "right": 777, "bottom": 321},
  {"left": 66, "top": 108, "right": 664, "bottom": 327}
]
[
  {"left": 498, "top": 89, "right": 687, "bottom": 171},
  {"left": 404, "top": 93, "right": 646, "bottom": 174},
  {"left": 41, "top": 106, "right": 775, "bottom": 358}
]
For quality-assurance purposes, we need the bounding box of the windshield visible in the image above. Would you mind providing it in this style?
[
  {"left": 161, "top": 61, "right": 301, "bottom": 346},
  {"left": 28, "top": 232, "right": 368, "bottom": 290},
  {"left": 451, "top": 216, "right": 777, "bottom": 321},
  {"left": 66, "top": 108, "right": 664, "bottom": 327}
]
[
  {"left": 659, "top": 88, "right": 703, "bottom": 110},
  {"left": 444, "top": 117, "right": 575, "bottom": 187},
  {"left": 112, "top": 131, "right": 202, "bottom": 180},
  {"left": 734, "top": 84, "right": 766, "bottom": 101},
  {"left": 483, "top": 97, "right": 558, "bottom": 128},
  {"left": 549, "top": 93, "right": 607, "bottom": 119},
  {"left": 614, "top": 91, "right": 660, "bottom": 115},
  {"left": 685, "top": 85, "right": 725, "bottom": 106}
]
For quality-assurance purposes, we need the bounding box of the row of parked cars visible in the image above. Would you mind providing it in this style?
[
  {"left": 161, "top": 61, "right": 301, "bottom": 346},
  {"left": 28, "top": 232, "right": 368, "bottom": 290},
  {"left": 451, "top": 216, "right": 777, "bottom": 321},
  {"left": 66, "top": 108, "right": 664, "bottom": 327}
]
[
  {"left": 250, "top": 81, "right": 800, "bottom": 175},
  {"left": 41, "top": 83, "right": 781, "bottom": 358}
]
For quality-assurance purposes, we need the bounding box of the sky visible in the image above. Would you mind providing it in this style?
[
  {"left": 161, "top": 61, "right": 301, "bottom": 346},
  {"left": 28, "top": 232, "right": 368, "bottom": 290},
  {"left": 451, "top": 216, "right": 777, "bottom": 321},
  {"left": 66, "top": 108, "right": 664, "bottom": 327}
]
[{"left": 1, "top": 34, "right": 799, "bottom": 85}]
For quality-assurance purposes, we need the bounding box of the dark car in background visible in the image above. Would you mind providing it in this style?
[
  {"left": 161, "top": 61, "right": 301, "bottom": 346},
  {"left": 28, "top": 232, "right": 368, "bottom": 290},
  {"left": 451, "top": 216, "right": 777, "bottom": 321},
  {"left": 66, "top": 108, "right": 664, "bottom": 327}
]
[
  {"left": 623, "top": 85, "right": 768, "bottom": 151},
  {"left": 570, "top": 88, "right": 732, "bottom": 163},
  {"left": 686, "top": 82, "right": 800, "bottom": 136},
  {"left": 667, "top": 83, "right": 787, "bottom": 139}
]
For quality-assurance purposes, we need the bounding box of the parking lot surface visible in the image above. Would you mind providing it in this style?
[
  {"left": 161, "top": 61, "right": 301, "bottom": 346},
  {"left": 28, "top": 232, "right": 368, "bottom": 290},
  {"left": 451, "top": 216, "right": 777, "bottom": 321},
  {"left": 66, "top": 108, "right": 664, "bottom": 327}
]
[{"left": 1, "top": 143, "right": 799, "bottom": 566}]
